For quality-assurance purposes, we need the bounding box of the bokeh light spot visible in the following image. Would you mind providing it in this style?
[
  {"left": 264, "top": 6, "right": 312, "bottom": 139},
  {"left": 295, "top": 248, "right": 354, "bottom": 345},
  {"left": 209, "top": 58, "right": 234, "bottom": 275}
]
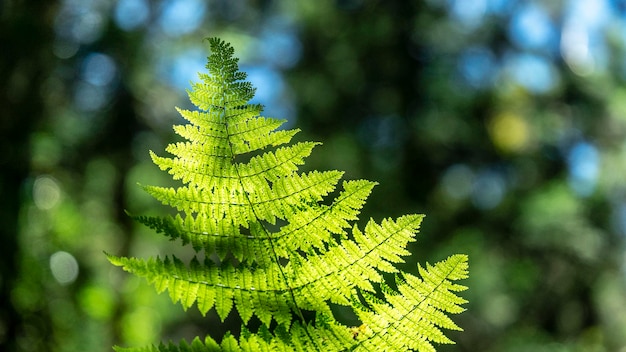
[
  {"left": 54, "top": 5, "right": 105, "bottom": 45},
  {"left": 33, "top": 176, "right": 62, "bottom": 210},
  {"left": 114, "top": 0, "right": 150, "bottom": 31},
  {"left": 611, "top": 201, "right": 626, "bottom": 237},
  {"left": 259, "top": 26, "right": 302, "bottom": 69},
  {"left": 82, "top": 53, "right": 117, "bottom": 87},
  {"left": 50, "top": 251, "right": 79, "bottom": 285},
  {"left": 567, "top": 142, "right": 599, "bottom": 197},
  {"left": 566, "top": 0, "right": 610, "bottom": 28},
  {"left": 472, "top": 170, "right": 506, "bottom": 210},
  {"left": 159, "top": 49, "right": 206, "bottom": 90},
  {"left": 158, "top": 0, "right": 207, "bottom": 37},
  {"left": 122, "top": 307, "right": 162, "bottom": 345},
  {"left": 561, "top": 22, "right": 595, "bottom": 76},
  {"left": 446, "top": 0, "right": 488, "bottom": 28},
  {"left": 244, "top": 65, "right": 296, "bottom": 121},
  {"left": 458, "top": 46, "right": 497, "bottom": 88},
  {"left": 560, "top": 0, "right": 610, "bottom": 76},
  {"left": 79, "top": 286, "right": 115, "bottom": 320},
  {"left": 509, "top": 3, "right": 556, "bottom": 51},
  {"left": 442, "top": 164, "right": 475, "bottom": 200},
  {"left": 73, "top": 82, "right": 110, "bottom": 112},
  {"left": 488, "top": 112, "right": 530, "bottom": 153},
  {"left": 52, "top": 39, "right": 79, "bottom": 59},
  {"left": 245, "top": 65, "right": 284, "bottom": 104},
  {"left": 506, "top": 53, "right": 558, "bottom": 93},
  {"left": 482, "top": 293, "right": 518, "bottom": 327}
]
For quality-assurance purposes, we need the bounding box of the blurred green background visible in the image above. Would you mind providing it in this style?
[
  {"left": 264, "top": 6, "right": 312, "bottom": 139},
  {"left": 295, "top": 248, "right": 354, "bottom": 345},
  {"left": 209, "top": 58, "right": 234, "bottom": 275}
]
[{"left": 2, "top": 0, "right": 626, "bottom": 351}]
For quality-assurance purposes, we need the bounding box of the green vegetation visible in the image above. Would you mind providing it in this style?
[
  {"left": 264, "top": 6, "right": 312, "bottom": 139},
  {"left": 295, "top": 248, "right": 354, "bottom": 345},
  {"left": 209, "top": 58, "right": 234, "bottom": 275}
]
[{"left": 109, "top": 38, "right": 468, "bottom": 352}]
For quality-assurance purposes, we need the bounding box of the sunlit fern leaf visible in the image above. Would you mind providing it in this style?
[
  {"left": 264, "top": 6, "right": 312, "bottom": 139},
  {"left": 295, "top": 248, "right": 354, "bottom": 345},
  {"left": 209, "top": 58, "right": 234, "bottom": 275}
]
[
  {"left": 107, "top": 213, "right": 424, "bottom": 326},
  {"left": 131, "top": 178, "right": 375, "bottom": 263},
  {"left": 109, "top": 37, "right": 468, "bottom": 351},
  {"left": 352, "top": 254, "right": 469, "bottom": 352},
  {"left": 113, "top": 321, "right": 355, "bottom": 352}
]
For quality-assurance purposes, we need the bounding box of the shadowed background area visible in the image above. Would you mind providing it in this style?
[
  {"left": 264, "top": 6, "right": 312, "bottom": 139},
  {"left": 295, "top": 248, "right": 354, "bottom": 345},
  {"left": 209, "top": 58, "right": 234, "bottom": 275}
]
[{"left": 2, "top": 0, "right": 626, "bottom": 351}]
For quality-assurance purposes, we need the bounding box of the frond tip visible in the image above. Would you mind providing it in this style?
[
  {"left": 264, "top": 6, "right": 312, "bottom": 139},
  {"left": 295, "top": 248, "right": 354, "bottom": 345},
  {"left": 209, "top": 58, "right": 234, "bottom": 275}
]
[{"left": 109, "top": 37, "right": 469, "bottom": 352}]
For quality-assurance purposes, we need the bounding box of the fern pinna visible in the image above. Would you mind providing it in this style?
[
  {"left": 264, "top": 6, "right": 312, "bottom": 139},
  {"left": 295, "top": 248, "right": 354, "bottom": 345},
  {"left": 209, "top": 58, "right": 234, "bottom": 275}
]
[{"left": 108, "top": 38, "right": 469, "bottom": 352}]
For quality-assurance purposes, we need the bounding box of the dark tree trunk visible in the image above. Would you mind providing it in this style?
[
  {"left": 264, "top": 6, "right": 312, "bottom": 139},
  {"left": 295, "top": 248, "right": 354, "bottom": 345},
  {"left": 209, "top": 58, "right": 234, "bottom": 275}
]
[{"left": 0, "top": 1, "right": 58, "bottom": 350}]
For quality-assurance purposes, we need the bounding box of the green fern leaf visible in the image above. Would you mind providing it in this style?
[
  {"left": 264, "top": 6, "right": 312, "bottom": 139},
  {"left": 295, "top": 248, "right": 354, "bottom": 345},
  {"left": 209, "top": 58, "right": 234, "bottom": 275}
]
[
  {"left": 353, "top": 254, "right": 469, "bottom": 352},
  {"left": 109, "top": 37, "right": 469, "bottom": 351}
]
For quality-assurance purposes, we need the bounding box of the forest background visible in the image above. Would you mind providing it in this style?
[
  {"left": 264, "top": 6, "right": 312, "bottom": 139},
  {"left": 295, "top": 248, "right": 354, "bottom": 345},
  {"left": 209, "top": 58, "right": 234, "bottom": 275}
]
[{"left": 2, "top": 1, "right": 626, "bottom": 351}]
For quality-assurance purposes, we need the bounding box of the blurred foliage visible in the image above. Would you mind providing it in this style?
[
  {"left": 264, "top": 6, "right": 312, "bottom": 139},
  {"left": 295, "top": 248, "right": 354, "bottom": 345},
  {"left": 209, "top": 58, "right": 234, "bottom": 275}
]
[{"left": 2, "top": 0, "right": 626, "bottom": 351}]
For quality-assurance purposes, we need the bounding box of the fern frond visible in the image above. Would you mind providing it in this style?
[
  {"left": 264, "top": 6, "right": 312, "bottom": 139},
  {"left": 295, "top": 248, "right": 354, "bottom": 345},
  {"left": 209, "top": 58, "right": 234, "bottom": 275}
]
[
  {"left": 109, "top": 37, "right": 469, "bottom": 351},
  {"left": 353, "top": 254, "right": 469, "bottom": 352}
]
